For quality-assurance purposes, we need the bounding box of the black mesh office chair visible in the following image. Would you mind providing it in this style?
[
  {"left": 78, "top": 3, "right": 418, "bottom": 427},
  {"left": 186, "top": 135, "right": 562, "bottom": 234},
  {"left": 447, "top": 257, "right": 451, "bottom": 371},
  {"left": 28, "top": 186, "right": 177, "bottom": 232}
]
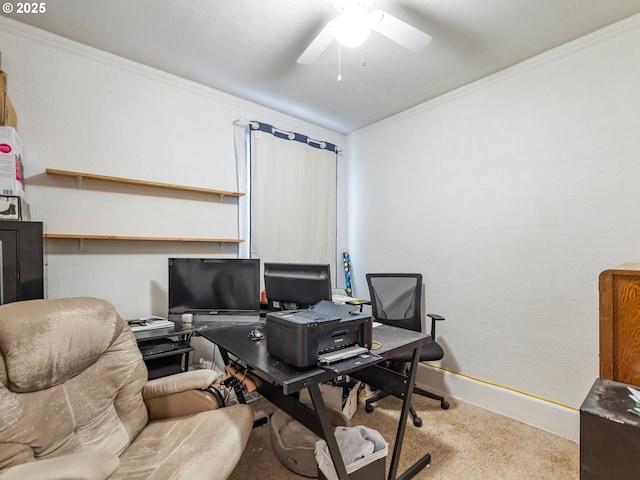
[{"left": 365, "top": 273, "right": 449, "bottom": 427}]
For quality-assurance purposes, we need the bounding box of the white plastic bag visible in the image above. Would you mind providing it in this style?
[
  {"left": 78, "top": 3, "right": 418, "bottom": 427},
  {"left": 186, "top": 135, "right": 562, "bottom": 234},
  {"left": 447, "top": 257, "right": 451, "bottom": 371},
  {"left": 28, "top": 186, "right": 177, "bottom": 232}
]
[{"left": 315, "top": 426, "right": 387, "bottom": 480}]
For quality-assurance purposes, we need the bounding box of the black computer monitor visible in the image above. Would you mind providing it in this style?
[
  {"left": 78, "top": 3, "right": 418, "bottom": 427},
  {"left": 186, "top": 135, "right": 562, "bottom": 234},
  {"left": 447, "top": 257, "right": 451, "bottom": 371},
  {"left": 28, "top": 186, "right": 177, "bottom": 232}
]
[
  {"left": 168, "top": 258, "right": 260, "bottom": 314},
  {"left": 263, "top": 263, "right": 332, "bottom": 310}
]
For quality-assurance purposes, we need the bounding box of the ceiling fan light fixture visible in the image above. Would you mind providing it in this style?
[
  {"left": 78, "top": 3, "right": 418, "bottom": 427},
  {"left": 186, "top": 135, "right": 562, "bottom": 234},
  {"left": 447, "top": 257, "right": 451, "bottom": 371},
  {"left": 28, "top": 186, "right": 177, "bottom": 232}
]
[
  {"left": 296, "top": 2, "right": 432, "bottom": 65},
  {"left": 330, "top": 7, "right": 371, "bottom": 47}
]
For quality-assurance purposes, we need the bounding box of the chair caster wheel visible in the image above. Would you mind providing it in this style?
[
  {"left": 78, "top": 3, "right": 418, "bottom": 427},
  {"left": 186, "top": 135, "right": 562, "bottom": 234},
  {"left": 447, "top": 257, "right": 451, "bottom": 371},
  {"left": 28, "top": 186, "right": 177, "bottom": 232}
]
[
  {"left": 413, "top": 417, "right": 423, "bottom": 427},
  {"left": 365, "top": 404, "right": 374, "bottom": 413},
  {"left": 441, "top": 400, "right": 450, "bottom": 409}
]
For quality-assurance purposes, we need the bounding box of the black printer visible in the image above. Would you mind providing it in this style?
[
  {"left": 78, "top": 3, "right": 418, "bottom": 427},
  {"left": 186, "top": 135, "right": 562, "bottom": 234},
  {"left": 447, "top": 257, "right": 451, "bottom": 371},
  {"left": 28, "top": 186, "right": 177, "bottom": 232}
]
[{"left": 266, "top": 300, "right": 372, "bottom": 368}]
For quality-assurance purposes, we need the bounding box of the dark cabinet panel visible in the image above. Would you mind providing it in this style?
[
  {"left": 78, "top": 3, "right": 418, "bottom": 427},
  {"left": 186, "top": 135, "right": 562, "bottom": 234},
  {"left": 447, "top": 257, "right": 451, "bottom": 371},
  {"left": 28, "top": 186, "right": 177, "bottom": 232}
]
[
  {"left": 580, "top": 378, "right": 640, "bottom": 480},
  {"left": 133, "top": 323, "right": 195, "bottom": 379},
  {"left": 0, "top": 221, "right": 43, "bottom": 304}
]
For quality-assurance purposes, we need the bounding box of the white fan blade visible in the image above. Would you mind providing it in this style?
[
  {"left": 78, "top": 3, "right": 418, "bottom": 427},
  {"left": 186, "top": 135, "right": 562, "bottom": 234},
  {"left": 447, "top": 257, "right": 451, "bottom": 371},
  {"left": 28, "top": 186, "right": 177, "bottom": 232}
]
[
  {"left": 297, "top": 23, "right": 335, "bottom": 64},
  {"left": 369, "top": 9, "right": 432, "bottom": 53}
]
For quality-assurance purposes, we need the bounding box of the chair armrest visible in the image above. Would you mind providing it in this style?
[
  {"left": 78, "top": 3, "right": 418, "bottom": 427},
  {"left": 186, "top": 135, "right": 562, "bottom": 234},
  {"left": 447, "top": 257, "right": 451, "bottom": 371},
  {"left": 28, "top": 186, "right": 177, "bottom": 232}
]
[
  {"left": 143, "top": 369, "right": 225, "bottom": 421},
  {"left": 143, "top": 369, "right": 220, "bottom": 399},
  {"left": 0, "top": 452, "right": 120, "bottom": 480},
  {"left": 426, "top": 313, "right": 445, "bottom": 338}
]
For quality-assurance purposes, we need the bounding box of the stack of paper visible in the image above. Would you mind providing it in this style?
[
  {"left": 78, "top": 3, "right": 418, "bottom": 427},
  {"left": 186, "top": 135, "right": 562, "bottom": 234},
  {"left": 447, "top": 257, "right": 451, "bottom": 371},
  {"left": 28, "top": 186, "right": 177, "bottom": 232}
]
[
  {"left": 332, "top": 294, "right": 366, "bottom": 305},
  {"left": 129, "top": 316, "right": 174, "bottom": 332}
]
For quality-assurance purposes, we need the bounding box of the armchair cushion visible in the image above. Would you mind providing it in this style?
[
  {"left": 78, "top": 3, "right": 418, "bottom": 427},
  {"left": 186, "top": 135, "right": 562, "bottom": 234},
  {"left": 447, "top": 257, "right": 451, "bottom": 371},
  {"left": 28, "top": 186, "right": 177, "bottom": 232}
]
[
  {"left": 0, "top": 452, "right": 120, "bottom": 480},
  {"left": 0, "top": 296, "right": 122, "bottom": 392},
  {"left": 113, "top": 407, "right": 252, "bottom": 479}
]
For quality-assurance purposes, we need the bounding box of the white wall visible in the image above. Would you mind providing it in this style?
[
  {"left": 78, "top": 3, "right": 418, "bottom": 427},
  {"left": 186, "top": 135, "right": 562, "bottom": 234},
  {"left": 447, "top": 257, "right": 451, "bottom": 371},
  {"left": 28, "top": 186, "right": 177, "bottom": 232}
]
[
  {"left": 347, "top": 15, "right": 640, "bottom": 441},
  {"left": 0, "top": 17, "right": 346, "bottom": 319}
]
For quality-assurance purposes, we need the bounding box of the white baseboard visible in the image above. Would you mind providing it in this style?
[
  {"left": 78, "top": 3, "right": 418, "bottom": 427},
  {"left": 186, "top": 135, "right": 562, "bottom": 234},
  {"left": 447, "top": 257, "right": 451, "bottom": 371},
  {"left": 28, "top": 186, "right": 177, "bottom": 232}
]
[{"left": 416, "top": 364, "right": 580, "bottom": 442}]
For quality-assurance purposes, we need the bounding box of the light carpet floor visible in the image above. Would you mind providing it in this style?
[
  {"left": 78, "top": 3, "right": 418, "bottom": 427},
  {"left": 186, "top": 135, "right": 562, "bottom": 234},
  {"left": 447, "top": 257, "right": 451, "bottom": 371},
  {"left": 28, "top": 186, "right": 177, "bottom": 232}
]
[{"left": 229, "top": 394, "right": 579, "bottom": 480}]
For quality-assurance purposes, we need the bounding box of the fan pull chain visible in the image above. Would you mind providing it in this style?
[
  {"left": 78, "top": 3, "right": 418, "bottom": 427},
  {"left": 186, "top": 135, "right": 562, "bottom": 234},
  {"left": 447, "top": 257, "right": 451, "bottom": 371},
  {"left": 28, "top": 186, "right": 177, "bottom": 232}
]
[{"left": 337, "top": 43, "right": 342, "bottom": 82}]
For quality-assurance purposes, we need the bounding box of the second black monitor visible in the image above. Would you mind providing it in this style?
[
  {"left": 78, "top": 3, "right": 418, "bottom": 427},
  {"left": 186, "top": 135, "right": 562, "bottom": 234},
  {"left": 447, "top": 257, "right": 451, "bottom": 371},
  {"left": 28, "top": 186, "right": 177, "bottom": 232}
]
[{"left": 264, "top": 263, "right": 332, "bottom": 310}]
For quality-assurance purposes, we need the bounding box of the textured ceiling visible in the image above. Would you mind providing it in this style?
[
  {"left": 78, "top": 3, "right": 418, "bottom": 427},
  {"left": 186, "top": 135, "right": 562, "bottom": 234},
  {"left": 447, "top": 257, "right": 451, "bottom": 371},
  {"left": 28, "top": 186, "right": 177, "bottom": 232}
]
[{"left": 5, "top": 0, "right": 640, "bottom": 134}]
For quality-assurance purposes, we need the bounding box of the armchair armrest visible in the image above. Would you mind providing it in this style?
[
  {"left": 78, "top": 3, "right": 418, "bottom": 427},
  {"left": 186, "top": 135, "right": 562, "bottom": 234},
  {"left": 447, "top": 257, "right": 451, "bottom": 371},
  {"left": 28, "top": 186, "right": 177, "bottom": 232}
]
[
  {"left": 143, "top": 369, "right": 225, "bottom": 421},
  {"left": 0, "top": 452, "right": 120, "bottom": 480},
  {"left": 143, "top": 369, "right": 220, "bottom": 399}
]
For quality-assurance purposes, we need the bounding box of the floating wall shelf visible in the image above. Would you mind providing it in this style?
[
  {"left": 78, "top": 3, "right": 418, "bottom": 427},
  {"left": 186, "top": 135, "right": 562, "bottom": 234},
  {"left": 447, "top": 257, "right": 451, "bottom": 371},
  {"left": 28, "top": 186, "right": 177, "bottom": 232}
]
[
  {"left": 44, "top": 168, "right": 245, "bottom": 245},
  {"left": 45, "top": 168, "right": 244, "bottom": 198},
  {"left": 43, "top": 234, "right": 244, "bottom": 243}
]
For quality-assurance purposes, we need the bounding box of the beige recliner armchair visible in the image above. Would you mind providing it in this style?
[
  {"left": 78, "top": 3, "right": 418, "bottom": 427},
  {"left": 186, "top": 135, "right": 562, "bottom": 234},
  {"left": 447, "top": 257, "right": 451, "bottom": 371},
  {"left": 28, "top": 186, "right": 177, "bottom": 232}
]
[{"left": 0, "top": 297, "right": 254, "bottom": 480}]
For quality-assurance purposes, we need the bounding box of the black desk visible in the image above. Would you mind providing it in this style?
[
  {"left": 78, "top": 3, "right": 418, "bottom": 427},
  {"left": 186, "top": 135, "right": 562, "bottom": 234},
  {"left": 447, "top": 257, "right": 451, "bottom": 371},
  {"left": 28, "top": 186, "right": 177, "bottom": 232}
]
[{"left": 196, "top": 318, "right": 432, "bottom": 480}]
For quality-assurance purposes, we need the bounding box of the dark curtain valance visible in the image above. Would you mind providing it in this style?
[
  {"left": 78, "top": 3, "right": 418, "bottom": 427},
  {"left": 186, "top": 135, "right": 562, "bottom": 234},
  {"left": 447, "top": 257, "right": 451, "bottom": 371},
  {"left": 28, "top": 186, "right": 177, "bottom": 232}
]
[{"left": 250, "top": 121, "right": 340, "bottom": 153}]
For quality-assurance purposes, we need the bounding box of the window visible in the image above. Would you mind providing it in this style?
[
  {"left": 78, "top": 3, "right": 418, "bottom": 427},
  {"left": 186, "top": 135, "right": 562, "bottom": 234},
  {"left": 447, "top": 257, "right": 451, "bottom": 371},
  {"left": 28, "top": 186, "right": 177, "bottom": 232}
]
[{"left": 234, "top": 121, "right": 339, "bottom": 286}]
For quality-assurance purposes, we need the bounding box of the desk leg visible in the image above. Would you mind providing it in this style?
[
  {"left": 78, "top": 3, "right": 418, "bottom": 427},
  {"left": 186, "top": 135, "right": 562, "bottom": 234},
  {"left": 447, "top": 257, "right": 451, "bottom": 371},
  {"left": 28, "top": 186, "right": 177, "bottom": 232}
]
[
  {"left": 388, "top": 347, "right": 432, "bottom": 480},
  {"left": 349, "top": 348, "right": 432, "bottom": 479},
  {"left": 308, "top": 384, "right": 350, "bottom": 480}
]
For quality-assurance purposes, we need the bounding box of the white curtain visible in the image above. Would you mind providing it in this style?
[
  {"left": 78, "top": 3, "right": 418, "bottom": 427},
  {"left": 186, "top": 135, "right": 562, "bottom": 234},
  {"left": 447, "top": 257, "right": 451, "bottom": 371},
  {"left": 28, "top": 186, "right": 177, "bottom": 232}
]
[
  {"left": 234, "top": 120, "right": 251, "bottom": 259},
  {"left": 250, "top": 128, "right": 337, "bottom": 284}
]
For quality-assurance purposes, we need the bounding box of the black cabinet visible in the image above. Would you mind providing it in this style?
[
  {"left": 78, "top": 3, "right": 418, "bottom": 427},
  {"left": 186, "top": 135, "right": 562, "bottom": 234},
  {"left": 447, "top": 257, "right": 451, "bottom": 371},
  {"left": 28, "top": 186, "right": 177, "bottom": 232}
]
[
  {"left": 580, "top": 378, "right": 640, "bottom": 480},
  {"left": 0, "top": 221, "right": 43, "bottom": 304}
]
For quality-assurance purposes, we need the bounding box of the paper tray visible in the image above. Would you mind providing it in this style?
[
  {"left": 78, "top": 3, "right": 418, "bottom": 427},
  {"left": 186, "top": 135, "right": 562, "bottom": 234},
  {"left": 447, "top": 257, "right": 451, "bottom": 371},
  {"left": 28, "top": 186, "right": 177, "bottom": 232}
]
[{"left": 319, "top": 353, "right": 382, "bottom": 375}]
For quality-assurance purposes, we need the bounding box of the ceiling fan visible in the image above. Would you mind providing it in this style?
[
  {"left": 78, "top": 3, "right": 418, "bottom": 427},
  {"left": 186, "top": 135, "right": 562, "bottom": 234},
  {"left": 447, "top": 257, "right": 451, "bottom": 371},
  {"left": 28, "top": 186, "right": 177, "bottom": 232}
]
[{"left": 297, "top": 0, "right": 432, "bottom": 65}]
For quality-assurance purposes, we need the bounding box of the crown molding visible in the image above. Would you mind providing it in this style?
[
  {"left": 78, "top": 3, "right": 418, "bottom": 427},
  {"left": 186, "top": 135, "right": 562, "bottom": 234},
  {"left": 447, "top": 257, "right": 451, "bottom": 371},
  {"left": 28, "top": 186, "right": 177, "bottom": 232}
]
[
  {"left": 349, "top": 12, "right": 640, "bottom": 138},
  {"left": 0, "top": 16, "right": 346, "bottom": 147}
]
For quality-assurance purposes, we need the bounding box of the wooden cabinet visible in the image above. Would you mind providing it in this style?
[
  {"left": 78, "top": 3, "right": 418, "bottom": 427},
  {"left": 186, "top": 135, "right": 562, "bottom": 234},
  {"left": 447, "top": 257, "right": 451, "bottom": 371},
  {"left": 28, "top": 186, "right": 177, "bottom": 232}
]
[
  {"left": 0, "top": 221, "right": 43, "bottom": 304},
  {"left": 599, "top": 264, "right": 640, "bottom": 385}
]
